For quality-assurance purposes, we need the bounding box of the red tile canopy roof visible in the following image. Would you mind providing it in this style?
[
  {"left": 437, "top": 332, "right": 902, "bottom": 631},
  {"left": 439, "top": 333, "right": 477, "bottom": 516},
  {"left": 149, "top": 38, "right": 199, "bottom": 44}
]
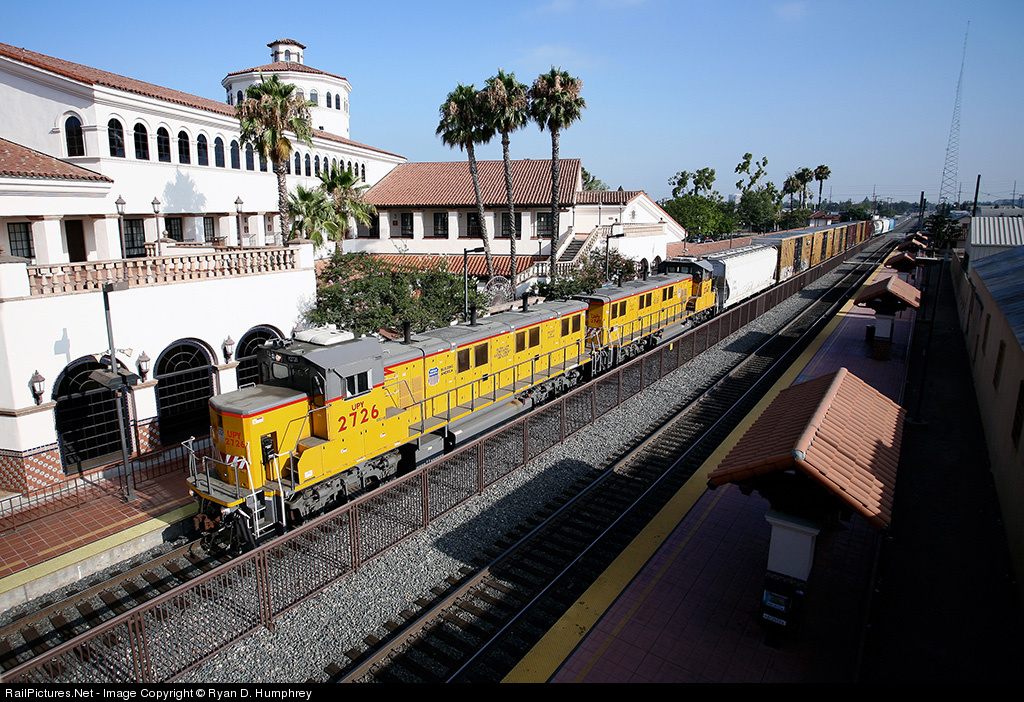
[
  {"left": 574, "top": 190, "right": 643, "bottom": 205},
  {"left": 854, "top": 275, "right": 921, "bottom": 309},
  {"left": 707, "top": 368, "right": 903, "bottom": 531},
  {"left": 0, "top": 138, "right": 112, "bottom": 182},
  {"left": 366, "top": 159, "right": 582, "bottom": 209},
  {"left": 224, "top": 61, "right": 348, "bottom": 83}
]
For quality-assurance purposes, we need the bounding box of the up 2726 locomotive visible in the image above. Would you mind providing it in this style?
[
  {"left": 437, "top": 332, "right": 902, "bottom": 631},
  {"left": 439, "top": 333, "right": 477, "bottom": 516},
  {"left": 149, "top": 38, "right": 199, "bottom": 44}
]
[{"left": 186, "top": 268, "right": 715, "bottom": 549}]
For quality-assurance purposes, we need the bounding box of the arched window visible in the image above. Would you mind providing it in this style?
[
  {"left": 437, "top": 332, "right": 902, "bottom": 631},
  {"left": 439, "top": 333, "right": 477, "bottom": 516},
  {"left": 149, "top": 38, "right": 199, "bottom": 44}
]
[
  {"left": 314, "top": 155, "right": 320, "bottom": 176},
  {"left": 326, "top": 92, "right": 332, "bottom": 109},
  {"left": 156, "top": 127, "right": 171, "bottom": 162},
  {"left": 196, "top": 134, "right": 208, "bottom": 166},
  {"left": 310, "top": 90, "right": 318, "bottom": 106},
  {"left": 284, "top": 49, "right": 291, "bottom": 61},
  {"left": 155, "top": 341, "right": 215, "bottom": 445},
  {"left": 361, "top": 164, "right": 366, "bottom": 182},
  {"left": 286, "top": 155, "right": 291, "bottom": 175},
  {"left": 65, "top": 116, "right": 85, "bottom": 157},
  {"left": 236, "top": 90, "right": 243, "bottom": 105},
  {"left": 347, "top": 160, "right": 353, "bottom": 173},
  {"left": 259, "top": 153, "right": 267, "bottom": 172},
  {"left": 296, "top": 89, "right": 304, "bottom": 102},
  {"left": 235, "top": 326, "right": 282, "bottom": 387},
  {"left": 336, "top": 95, "right": 341, "bottom": 110},
  {"left": 53, "top": 357, "right": 133, "bottom": 473},
  {"left": 226, "top": 88, "right": 232, "bottom": 105},
  {"left": 245, "top": 145, "right": 255, "bottom": 171},
  {"left": 305, "top": 154, "right": 311, "bottom": 177},
  {"left": 332, "top": 158, "right": 337, "bottom": 172},
  {"left": 177, "top": 131, "right": 190, "bottom": 164},
  {"left": 107, "top": 119, "right": 125, "bottom": 158},
  {"left": 214, "top": 137, "right": 225, "bottom": 167},
  {"left": 133, "top": 124, "right": 149, "bottom": 160},
  {"left": 230, "top": 140, "right": 240, "bottom": 169},
  {"left": 294, "top": 151, "right": 301, "bottom": 175}
]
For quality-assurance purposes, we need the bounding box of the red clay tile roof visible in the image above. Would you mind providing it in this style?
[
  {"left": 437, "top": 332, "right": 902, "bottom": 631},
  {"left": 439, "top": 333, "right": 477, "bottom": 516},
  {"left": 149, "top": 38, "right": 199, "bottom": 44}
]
[
  {"left": 574, "top": 190, "right": 642, "bottom": 205},
  {"left": 364, "top": 253, "right": 547, "bottom": 277},
  {"left": 0, "top": 137, "right": 112, "bottom": 182},
  {"left": 366, "top": 159, "right": 581, "bottom": 208},
  {"left": 855, "top": 275, "right": 921, "bottom": 308},
  {"left": 885, "top": 251, "right": 920, "bottom": 271},
  {"left": 267, "top": 39, "right": 307, "bottom": 49},
  {"left": 224, "top": 62, "right": 348, "bottom": 83},
  {"left": 707, "top": 368, "right": 903, "bottom": 530},
  {"left": 0, "top": 43, "right": 398, "bottom": 159}
]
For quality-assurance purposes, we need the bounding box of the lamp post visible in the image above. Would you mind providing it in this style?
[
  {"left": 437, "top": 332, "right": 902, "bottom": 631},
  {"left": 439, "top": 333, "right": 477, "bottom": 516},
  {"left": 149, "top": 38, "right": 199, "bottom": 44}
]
[
  {"left": 151, "top": 197, "right": 161, "bottom": 240},
  {"left": 605, "top": 223, "right": 625, "bottom": 282},
  {"left": 102, "top": 281, "right": 136, "bottom": 501},
  {"left": 115, "top": 195, "right": 127, "bottom": 259},
  {"left": 464, "top": 246, "right": 484, "bottom": 319},
  {"left": 235, "top": 197, "right": 244, "bottom": 247}
]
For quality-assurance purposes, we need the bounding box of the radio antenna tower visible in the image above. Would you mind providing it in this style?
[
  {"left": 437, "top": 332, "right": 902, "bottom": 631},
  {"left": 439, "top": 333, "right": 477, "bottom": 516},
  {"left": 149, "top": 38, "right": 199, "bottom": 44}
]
[{"left": 938, "top": 21, "right": 969, "bottom": 211}]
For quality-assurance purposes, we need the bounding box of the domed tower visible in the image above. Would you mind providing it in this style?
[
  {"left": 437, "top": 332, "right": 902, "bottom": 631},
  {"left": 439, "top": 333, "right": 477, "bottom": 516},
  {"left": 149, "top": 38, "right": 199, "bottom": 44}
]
[{"left": 222, "top": 39, "right": 352, "bottom": 138}]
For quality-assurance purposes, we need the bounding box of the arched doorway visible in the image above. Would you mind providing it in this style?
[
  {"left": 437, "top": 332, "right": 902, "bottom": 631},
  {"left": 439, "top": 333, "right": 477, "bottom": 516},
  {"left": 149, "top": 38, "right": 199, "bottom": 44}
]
[
  {"left": 53, "top": 357, "right": 133, "bottom": 474},
  {"left": 235, "top": 326, "right": 282, "bottom": 387},
  {"left": 155, "top": 340, "right": 215, "bottom": 445}
]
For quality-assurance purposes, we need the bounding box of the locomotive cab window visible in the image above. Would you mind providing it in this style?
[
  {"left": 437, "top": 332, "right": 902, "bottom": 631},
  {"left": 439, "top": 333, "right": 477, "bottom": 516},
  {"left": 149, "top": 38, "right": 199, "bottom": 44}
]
[
  {"left": 346, "top": 371, "right": 370, "bottom": 398},
  {"left": 561, "top": 317, "right": 571, "bottom": 336},
  {"left": 516, "top": 331, "right": 526, "bottom": 353},
  {"left": 474, "top": 343, "right": 488, "bottom": 367},
  {"left": 573, "top": 314, "right": 581, "bottom": 332},
  {"left": 663, "top": 286, "right": 674, "bottom": 301},
  {"left": 529, "top": 327, "right": 540, "bottom": 348},
  {"left": 457, "top": 349, "right": 471, "bottom": 373}
]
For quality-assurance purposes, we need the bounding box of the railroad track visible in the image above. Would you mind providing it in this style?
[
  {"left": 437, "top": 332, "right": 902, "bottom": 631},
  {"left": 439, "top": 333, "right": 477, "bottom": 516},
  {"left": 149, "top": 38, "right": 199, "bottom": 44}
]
[
  {"left": 0, "top": 541, "right": 227, "bottom": 673},
  {"left": 333, "top": 239, "right": 897, "bottom": 683}
]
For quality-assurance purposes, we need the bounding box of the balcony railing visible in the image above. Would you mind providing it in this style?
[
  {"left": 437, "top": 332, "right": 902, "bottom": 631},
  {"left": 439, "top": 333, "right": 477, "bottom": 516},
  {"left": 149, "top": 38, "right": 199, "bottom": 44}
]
[{"left": 26, "top": 247, "right": 298, "bottom": 296}]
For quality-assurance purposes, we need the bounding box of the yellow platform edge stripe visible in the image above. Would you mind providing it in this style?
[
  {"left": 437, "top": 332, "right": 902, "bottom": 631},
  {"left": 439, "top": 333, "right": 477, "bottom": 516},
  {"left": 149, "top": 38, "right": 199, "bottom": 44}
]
[{"left": 504, "top": 263, "right": 887, "bottom": 683}]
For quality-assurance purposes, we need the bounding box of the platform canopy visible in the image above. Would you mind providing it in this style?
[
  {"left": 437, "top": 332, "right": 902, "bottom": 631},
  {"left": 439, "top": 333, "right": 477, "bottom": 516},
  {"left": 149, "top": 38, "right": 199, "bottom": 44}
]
[
  {"left": 884, "top": 251, "right": 921, "bottom": 273},
  {"left": 707, "top": 368, "right": 904, "bottom": 531},
  {"left": 855, "top": 275, "right": 921, "bottom": 315}
]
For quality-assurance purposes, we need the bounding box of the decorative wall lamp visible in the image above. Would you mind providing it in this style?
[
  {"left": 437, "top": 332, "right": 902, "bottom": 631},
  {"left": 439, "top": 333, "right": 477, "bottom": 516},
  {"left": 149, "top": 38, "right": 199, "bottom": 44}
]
[
  {"left": 30, "top": 370, "right": 45, "bottom": 405},
  {"left": 137, "top": 351, "right": 150, "bottom": 381},
  {"left": 223, "top": 336, "right": 235, "bottom": 363}
]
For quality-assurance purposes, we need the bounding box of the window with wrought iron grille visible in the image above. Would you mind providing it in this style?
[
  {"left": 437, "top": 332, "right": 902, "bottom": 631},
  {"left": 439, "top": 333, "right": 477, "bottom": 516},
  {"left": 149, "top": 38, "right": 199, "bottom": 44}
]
[
  {"left": 165, "top": 217, "right": 183, "bottom": 242},
  {"left": 432, "top": 212, "right": 449, "bottom": 238},
  {"left": 7, "top": 222, "right": 34, "bottom": 259},
  {"left": 500, "top": 212, "right": 521, "bottom": 238},
  {"left": 400, "top": 213, "right": 413, "bottom": 238},
  {"left": 536, "top": 212, "right": 552, "bottom": 238},
  {"left": 203, "top": 217, "right": 216, "bottom": 242},
  {"left": 466, "top": 212, "right": 482, "bottom": 238},
  {"left": 124, "top": 219, "right": 146, "bottom": 258}
]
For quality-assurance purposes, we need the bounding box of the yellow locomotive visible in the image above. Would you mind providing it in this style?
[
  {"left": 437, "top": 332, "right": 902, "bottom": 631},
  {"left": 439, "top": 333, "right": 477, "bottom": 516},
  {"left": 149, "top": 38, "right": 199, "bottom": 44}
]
[{"left": 187, "top": 269, "right": 711, "bottom": 548}]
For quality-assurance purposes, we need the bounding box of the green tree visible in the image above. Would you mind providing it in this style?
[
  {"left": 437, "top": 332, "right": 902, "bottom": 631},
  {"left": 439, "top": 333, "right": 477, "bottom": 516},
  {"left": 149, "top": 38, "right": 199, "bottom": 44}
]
[
  {"left": 287, "top": 185, "right": 339, "bottom": 247},
  {"left": 924, "top": 212, "right": 959, "bottom": 248},
  {"left": 783, "top": 175, "right": 801, "bottom": 210},
  {"left": 482, "top": 70, "right": 529, "bottom": 280},
  {"left": 437, "top": 84, "right": 496, "bottom": 277},
  {"left": 669, "top": 170, "right": 692, "bottom": 199},
  {"left": 529, "top": 67, "right": 586, "bottom": 272},
  {"left": 693, "top": 167, "right": 716, "bottom": 197},
  {"left": 795, "top": 167, "right": 814, "bottom": 209},
  {"left": 814, "top": 164, "right": 831, "bottom": 210},
  {"left": 581, "top": 166, "right": 609, "bottom": 191},
  {"left": 237, "top": 74, "right": 313, "bottom": 237},
  {"left": 535, "top": 248, "right": 636, "bottom": 299},
  {"left": 318, "top": 163, "right": 377, "bottom": 253},
  {"left": 734, "top": 153, "right": 768, "bottom": 193},
  {"left": 311, "top": 252, "right": 486, "bottom": 334},
  {"left": 737, "top": 183, "right": 781, "bottom": 233}
]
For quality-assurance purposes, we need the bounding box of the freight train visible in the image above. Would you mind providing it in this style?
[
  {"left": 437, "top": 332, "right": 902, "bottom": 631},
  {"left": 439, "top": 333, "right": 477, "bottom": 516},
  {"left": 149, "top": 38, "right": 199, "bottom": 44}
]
[{"left": 187, "top": 219, "right": 873, "bottom": 550}]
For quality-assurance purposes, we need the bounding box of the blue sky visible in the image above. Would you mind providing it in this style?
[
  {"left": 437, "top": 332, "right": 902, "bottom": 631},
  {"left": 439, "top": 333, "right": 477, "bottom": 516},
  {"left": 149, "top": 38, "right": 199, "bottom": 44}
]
[{"left": 5, "top": 0, "right": 1022, "bottom": 205}]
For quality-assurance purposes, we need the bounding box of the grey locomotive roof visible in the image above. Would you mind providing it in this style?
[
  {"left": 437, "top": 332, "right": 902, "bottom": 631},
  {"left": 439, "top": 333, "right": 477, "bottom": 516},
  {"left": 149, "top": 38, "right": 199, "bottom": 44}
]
[
  {"left": 971, "top": 246, "right": 1024, "bottom": 348},
  {"left": 665, "top": 257, "right": 714, "bottom": 275},
  {"left": 577, "top": 273, "right": 689, "bottom": 303},
  {"left": 211, "top": 384, "right": 306, "bottom": 416}
]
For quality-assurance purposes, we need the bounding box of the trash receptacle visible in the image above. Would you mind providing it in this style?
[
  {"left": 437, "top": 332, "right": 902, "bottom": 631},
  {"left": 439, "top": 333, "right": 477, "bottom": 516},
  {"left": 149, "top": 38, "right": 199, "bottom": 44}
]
[{"left": 865, "top": 324, "right": 876, "bottom": 343}]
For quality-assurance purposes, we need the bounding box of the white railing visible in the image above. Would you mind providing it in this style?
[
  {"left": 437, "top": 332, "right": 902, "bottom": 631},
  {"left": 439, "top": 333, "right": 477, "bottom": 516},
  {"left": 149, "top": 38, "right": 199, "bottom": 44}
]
[{"left": 27, "top": 247, "right": 297, "bottom": 296}]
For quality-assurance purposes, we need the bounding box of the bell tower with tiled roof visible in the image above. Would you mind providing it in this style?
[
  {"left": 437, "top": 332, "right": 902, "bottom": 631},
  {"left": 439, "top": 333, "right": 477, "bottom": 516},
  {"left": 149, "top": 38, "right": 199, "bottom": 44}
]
[{"left": 222, "top": 40, "right": 352, "bottom": 138}]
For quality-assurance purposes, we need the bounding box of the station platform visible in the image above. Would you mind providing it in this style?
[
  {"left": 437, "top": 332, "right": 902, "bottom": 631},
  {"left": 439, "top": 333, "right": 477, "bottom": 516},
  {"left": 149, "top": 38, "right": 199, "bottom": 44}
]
[
  {"left": 0, "top": 467, "right": 194, "bottom": 612},
  {"left": 507, "top": 252, "right": 1024, "bottom": 682}
]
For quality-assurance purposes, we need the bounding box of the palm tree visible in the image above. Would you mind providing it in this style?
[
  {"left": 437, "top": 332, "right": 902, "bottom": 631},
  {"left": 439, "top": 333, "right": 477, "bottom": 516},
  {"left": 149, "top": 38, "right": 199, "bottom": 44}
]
[
  {"left": 482, "top": 69, "right": 529, "bottom": 282},
  {"left": 287, "top": 185, "right": 338, "bottom": 247},
  {"left": 319, "top": 163, "right": 377, "bottom": 253},
  {"left": 783, "top": 175, "right": 800, "bottom": 210},
  {"left": 237, "top": 74, "right": 313, "bottom": 238},
  {"left": 529, "top": 67, "right": 586, "bottom": 272},
  {"left": 795, "top": 167, "right": 814, "bottom": 209},
  {"left": 437, "top": 84, "right": 496, "bottom": 278},
  {"left": 814, "top": 164, "right": 831, "bottom": 210}
]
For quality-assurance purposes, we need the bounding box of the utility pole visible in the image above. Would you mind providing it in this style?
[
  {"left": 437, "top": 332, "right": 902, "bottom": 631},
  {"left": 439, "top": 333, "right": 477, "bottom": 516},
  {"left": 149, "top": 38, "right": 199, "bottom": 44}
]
[{"left": 972, "top": 174, "right": 981, "bottom": 216}]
